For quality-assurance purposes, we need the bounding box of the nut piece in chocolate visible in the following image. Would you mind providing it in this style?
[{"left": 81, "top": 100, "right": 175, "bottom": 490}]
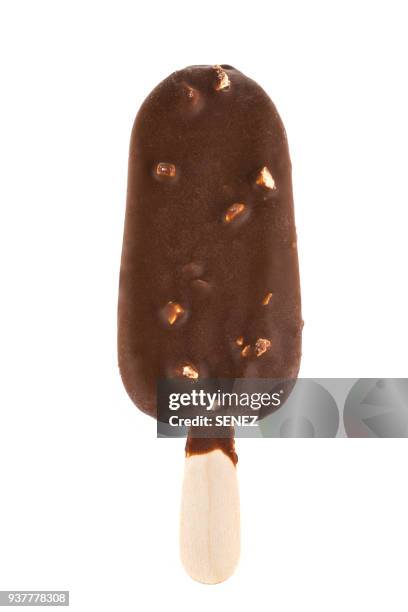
[
  {"left": 156, "top": 162, "right": 176, "bottom": 178},
  {"left": 254, "top": 338, "right": 272, "bottom": 357},
  {"left": 213, "top": 65, "right": 230, "bottom": 91},
  {"left": 184, "top": 84, "right": 199, "bottom": 102},
  {"left": 181, "top": 364, "right": 199, "bottom": 379},
  {"left": 256, "top": 166, "right": 275, "bottom": 190},
  {"left": 241, "top": 345, "right": 251, "bottom": 358},
  {"left": 223, "top": 203, "right": 246, "bottom": 224},
  {"left": 262, "top": 292, "right": 273, "bottom": 306},
  {"left": 162, "top": 301, "right": 185, "bottom": 325}
]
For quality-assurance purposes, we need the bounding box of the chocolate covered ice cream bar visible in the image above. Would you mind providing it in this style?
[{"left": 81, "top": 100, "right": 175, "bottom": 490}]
[
  {"left": 118, "top": 64, "right": 302, "bottom": 583},
  {"left": 119, "top": 65, "right": 301, "bottom": 410}
]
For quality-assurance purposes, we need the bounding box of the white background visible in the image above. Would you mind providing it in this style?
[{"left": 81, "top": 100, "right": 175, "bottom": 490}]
[{"left": 0, "top": 1, "right": 407, "bottom": 610}]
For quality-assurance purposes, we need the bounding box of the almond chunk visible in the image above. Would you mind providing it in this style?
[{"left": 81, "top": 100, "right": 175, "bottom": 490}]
[
  {"left": 183, "top": 84, "right": 200, "bottom": 105},
  {"left": 164, "top": 301, "right": 185, "bottom": 325},
  {"left": 213, "top": 65, "right": 230, "bottom": 91},
  {"left": 262, "top": 292, "right": 273, "bottom": 306},
  {"left": 224, "top": 203, "right": 246, "bottom": 223},
  {"left": 254, "top": 338, "right": 271, "bottom": 357},
  {"left": 241, "top": 345, "right": 251, "bottom": 358},
  {"left": 156, "top": 162, "right": 176, "bottom": 178},
  {"left": 256, "top": 166, "right": 275, "bottom": 190},
  {"left": 182, "top": 364, "right": 199, "bottom": 379}
]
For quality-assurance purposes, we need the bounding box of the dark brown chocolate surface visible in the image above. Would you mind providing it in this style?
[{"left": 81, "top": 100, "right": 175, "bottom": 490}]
[
  {"left": 118, "top": 65, "right": 302, "bottom": 424},
  {"left": 185, "top": 428, "right": 238, "bottom": 466}
]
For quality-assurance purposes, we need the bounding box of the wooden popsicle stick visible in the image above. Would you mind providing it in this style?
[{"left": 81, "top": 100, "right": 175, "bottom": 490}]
[{"left": 180, "top": 449, "right": 240, "bottom": 584}]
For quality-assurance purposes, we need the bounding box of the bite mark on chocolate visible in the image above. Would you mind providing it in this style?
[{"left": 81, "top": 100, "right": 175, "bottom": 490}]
[
  {"left": 256, "top": 166, "right": 276, "bottom": 190},
  {"left": 223, "top": 203, "right": 246, "bottom": 224},
  {"left": 254, "top": 338, "right": 271, "bottom": 357},
  {"left": 213, "top": 65, "right": 230, "bottom": 91},
  {"left": 163, "top": 301, "right": 185, "bottom": 325},
  {"left": 262, "top": 292, "right": 273, "bottom": 306},
  {"left": 156, "top": 162, "right": 176, "bottom": 178}
]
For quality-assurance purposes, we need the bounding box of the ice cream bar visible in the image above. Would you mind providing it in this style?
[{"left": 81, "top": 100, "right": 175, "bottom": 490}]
[
  {"left": 119, "top": 65, "right": 302, "bottom": 409},
  {"left": 118, "top": 65, "right": 302, "bottom": 583}
]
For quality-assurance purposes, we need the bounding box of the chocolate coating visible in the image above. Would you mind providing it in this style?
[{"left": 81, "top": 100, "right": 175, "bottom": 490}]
[
  {"left": 185, "top": 429, "right": 238, "bottom": 466},
  {"left": 118, "top": 65, "right": 302, "bottom": 421}
]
